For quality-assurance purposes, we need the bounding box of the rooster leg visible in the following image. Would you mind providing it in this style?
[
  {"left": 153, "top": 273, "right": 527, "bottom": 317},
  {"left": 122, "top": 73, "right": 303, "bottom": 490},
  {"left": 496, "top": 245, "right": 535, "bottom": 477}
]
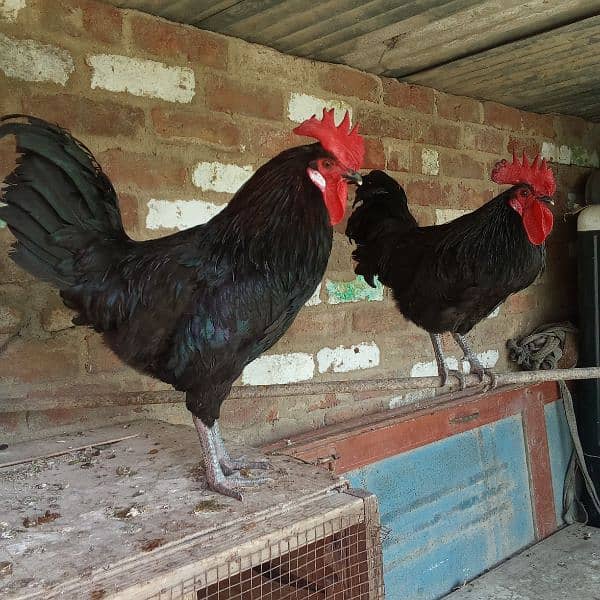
[
  {"left": 430, "top": 333, "right": 466, "bottom": 389},
  {"left": 193, "top": 417, "right": 271, "bottom": 501},
  {"left": 212, "top": 420, "right": 271, "bottom": 476},
  {"left": 452, "top": 333, "right": 497, "bottom": 389}
]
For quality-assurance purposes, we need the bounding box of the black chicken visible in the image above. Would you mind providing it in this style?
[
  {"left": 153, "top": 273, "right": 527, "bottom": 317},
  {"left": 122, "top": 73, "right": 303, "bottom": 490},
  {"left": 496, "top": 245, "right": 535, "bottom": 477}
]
[
  {"left": 346, "top": 153, "right": 556, "bottom": 387},
  {"left": 0, "top": 110, "right": 364, "bottom": 499}
]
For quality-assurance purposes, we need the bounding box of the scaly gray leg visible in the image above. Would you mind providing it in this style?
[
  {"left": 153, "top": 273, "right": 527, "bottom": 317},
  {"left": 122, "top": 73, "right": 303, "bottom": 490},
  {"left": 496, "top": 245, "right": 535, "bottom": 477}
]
[
  {"left": 212, "top": 420, "right": 271, "bottom": 476},
  {"left": 430, "top": 333, "right": 466, "bottom": 389},
  {"left": 193, "top": 417, "right": 271, "bottom": 501},
  {"left": 452, "top": 333, "right": 497, "bottom": 388}
]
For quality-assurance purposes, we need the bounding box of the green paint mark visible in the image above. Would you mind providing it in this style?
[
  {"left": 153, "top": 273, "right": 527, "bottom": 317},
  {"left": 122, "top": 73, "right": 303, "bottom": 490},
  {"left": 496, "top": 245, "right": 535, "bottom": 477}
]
[
  {"left": 326, "top": 275, "right": 384, "bottom": 305},
  {"left": 0, "top": 218, "right": 6, "bottom": 229},
  {"left": 571, "top": 146, "right": 599, "bottom": 168}
]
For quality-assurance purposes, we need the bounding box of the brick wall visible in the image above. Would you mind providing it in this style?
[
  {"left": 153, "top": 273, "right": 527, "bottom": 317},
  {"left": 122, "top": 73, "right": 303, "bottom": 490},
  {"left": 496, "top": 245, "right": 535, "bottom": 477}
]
[{"left": 1, "top": 0, "right": 599, "bottom": 444}]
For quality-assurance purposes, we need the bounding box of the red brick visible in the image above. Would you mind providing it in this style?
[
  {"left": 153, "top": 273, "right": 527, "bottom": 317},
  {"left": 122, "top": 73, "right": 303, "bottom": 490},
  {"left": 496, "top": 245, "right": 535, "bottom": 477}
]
[
  {"left": 320, "top": 66, "right": 380, "bottom": 102},
  {"left": 414, "top": 120, "right": 460, "bottom": 148},
  {"left": 483, "top": 101, "right": 523, "bottom": 131},
  {"left": 0, "top": 332, "right": 81, "bottom": 383},
  {"left": 0, "top": 231, "right": 32, "bottom": 284},
  {"left": 130, "top": 13, "right": 227, "bottom": 69},
  {"left": 357, "top": 108, "right": 411, "bottom": 140},
  {"left": 505, "top": 292, "right": 537, "bottom": 314},
  {"left": 206, "top": 75, "right": 283, "bottom": 121},
  {"left": 352, "top": 307, "right": 407, "bottom": 334},
  {"left": 405, "top": 178, "right": 442, "bottom": 206},
  {"left": 363, "top": 137, "right": 386, "bottom": 170},
  {"left": 85, "top": 333, "right": 125, "bottom": 374},
  {"left": 382, "top": 79, "right": 434, "bottom": 114},
  {"left": 82, "top": 0, "right": 123, "bottom": 44},
  {"left": 242, "top": 122, "right": 297, "bottom": 159},
  {"left": 151, "top": 108, "right": 240, "bottom": 147},
  {"left": 439, "top": 150, "right": 485, "bottom": 180},
  {"left": 287, "top": 309, "right": 348, "bottom": 339},
  {"left": 37, "top": 0, "right": 84, "bottom": 38},
  {"left": 463, "top": 124, "right": 506, "bottom": 154},
  {"left": 117, "top": 193, "right": 140, "bottom": 235},
  {"left": 554, "top": 115, "right": 591, "bottom": 142},
  {"left": 521, "top": 112, "right": 556, "bottom": 139},
  {"left": 98, "top": 149, "right": 187, "bottom": 191},
  {"left": 507, "top": 136, "right": 541, "bottom": 159},
  {"left": 22, "top": 95, "right": 145, "bottom": 138},
  {"left": 41, "top": 303, "right": 74, "bottom": 332},
  {"left": 436, "top": 92, "right": 482, "bottom": 123},
  {"left": 386, "top": 142, "right": 411, "bottom": 172},
  {"left": 448, "top": 181, "right": 495, "bottom": 210}
]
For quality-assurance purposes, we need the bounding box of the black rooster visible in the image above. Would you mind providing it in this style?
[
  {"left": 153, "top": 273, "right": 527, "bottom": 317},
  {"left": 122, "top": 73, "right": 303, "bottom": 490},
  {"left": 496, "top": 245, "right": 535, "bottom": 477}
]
[
  {"left": 346, "top": 153, "right": 556, "bottom": 387},
  {"left": 0, "top": 111, "right": 364, "bottom": 499}
]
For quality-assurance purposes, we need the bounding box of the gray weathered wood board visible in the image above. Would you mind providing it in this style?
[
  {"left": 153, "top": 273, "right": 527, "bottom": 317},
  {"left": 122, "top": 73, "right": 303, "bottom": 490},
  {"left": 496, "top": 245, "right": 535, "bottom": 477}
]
[{"left": 0, "top": 420, "right": 353, "bottom": 599}]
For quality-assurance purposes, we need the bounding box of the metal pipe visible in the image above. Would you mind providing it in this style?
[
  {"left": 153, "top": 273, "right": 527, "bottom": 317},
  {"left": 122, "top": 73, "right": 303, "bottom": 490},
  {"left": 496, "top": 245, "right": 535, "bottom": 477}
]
[{"left": 2, "top": 366, "right": 600, "bottom": 413}]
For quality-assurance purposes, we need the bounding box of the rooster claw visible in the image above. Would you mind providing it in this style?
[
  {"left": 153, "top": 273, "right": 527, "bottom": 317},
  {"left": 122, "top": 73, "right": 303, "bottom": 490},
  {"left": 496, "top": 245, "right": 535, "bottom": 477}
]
[
  {"left": 449, "top": 369, "right": 467, "bottom": 390},
  {"left": 220, "top": 456, "right": 272, "bottom": 476}
]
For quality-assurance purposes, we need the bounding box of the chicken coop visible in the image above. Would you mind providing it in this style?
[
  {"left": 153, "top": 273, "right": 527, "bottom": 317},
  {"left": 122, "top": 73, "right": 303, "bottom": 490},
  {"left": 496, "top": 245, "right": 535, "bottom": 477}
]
[{"left": 1, "top": 1, "right": 600, "bottom": 600}]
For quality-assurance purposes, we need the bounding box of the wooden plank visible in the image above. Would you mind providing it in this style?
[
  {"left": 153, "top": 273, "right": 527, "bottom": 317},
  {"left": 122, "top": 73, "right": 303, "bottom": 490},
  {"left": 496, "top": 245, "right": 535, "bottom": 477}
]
[
  {"left": 338, "top": 0, "right": 597, "bottom": 74},
  {"left": 263, "top": 382, "right": 562, "bottom": 474},
  {"left": 1, "top": 420, "right": 356, "bottom": 599},
  {"left": 446, "top": 524, "right": 600, "bottom": 599},
  {"left": 522, "top": 395, "right": 557, "bottom": 540},
  {"left": 405, "top": 14, "right": 600, "bottom": 120}
]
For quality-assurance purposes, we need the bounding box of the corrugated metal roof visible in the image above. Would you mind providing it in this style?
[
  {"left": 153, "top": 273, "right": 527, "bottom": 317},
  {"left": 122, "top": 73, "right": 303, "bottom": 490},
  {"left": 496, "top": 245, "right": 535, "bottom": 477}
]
[{"left": 106, "top": 0, "right": 600, "bottom": 122}]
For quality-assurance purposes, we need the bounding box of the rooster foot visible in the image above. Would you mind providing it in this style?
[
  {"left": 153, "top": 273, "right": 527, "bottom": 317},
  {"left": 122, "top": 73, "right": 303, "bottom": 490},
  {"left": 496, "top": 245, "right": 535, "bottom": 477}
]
[
  {"left": 212, "top": 421, "right": 272, "bottom": 476},
  {"left": 448, "top": 369, "right": 467, "bottom": 390},
  {"left": 193, "top": 416, "right": 272, "bottom": 501}
]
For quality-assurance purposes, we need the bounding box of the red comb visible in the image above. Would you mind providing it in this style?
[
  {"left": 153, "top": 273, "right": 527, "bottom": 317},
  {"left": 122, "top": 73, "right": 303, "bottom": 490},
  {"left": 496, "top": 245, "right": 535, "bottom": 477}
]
[
  {"left": 293, "top": 108, "right": 364, "bottom": 171},
  {"left": 491, "top": 150, "right": 556, "bottom": 196}
]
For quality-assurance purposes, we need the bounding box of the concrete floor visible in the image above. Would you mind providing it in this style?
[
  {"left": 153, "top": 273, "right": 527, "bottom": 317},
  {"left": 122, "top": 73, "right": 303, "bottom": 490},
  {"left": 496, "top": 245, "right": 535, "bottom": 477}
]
[{"left": 447, "top": 524, "right": 600, "bottom": 599}]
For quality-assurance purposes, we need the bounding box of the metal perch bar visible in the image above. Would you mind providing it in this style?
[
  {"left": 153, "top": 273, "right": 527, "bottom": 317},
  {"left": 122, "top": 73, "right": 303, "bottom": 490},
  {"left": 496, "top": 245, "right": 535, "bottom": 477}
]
[{"left": 2, "top": 366, "right": 600, "bottom": 413}]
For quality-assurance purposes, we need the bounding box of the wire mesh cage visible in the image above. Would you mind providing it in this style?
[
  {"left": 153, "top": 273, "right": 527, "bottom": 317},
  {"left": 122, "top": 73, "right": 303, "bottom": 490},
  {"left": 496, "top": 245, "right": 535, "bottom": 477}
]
[{"left": 145, "top": 490, "right": 384, "bottom": 600}]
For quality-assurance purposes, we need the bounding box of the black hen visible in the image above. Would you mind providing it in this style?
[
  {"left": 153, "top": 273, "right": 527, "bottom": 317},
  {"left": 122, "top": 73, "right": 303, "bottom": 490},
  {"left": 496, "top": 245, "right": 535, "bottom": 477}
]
[
  {"left": 346, "top": 156, "right": 556, "bottom": 387},
  {"left": 0, "top": 112, "right": 364, "bottom": 498}
]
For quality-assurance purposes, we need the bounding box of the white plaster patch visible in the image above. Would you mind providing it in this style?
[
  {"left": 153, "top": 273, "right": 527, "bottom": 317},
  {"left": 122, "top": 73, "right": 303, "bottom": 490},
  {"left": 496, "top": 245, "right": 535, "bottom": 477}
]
[
  {"left": 421, "top": 148, "right": 439, "bottom": 176},
  {"left": 317, "top": 341, "right": 380, "bottom": 374},
  {"left": 411, "top": 349, "right": 499, "bottom": 377},
  {"left": 0, "top": 0, "right": 26, "bottom": 21},
  {"left": 145, "top": 199, "right": 226, "bottom": 231},
  {"left": 0, "top": 33, "right": 73, "bottom": 85},
  {"left": 411, "top": 357, "right": 459, "bottom": 378},
  {"left": 288, "top": 93, "right": 352, "bottom": 125},
  {"left": 461, "top": 349, "right": 499, "bottom": 373},
  {"left": 541, "top": 141, "right": 572, "bottom": 165},
  {"left": 487, "top": 306, "right": 501, "bottom": 319},
  {"left": 87, "top": 54, "right": 195, "bottom": 104},
  {"left": 305, "top": 283, "right": 322, "bottom": 306},
  {"left": 192, "top": 161, "right": 254, "bottom": 194},
  {"left": 435, "top": 208, "right": 469, "bottom": 225},
  {"left": 242, "top": 352, "right": 315, "bottom": 386}
]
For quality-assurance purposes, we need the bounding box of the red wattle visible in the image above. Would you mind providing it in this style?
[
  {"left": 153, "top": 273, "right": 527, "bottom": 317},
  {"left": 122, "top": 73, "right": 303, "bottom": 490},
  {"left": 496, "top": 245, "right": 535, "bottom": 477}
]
[
  {"left": 522, "top": 200, "right": 553, "bottom": 245},
  {"left": 324, "top": 179, "right": 347, "bottom": 225}
]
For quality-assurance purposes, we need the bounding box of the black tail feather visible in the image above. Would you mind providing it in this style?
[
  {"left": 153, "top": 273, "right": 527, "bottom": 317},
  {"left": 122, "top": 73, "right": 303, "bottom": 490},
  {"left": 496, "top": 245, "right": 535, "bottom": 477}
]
[{"left": 0, "top": 114, "right": 127, "bottom": 289}]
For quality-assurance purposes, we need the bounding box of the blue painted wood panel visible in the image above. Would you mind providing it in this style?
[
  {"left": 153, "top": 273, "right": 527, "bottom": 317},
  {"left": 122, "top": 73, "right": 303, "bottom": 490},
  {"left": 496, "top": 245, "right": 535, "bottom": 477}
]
[
  {"left": 346, "top": 415, "right": 535, "bottom": 600},
  {"left": 544, "top": 399, "right": 573, "bottom": 525}
]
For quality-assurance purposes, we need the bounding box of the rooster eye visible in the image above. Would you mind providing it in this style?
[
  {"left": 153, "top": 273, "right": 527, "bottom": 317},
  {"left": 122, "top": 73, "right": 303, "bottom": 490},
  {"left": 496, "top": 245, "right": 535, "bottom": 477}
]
[
  {"left": 322, "top": 159, "right": 334, "bottom": 169},
  {"left": 522, "top": 189, "right": 529, "bottom": 197}
]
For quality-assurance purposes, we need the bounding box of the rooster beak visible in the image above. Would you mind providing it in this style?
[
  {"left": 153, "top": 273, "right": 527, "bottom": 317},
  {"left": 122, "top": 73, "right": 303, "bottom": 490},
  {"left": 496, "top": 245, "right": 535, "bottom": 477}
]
[
  {"left": 343, "top": 170, "right": 363, "bottom": 186},
  {"left": 540, "top": 196, "right": 555, "bottom": 206}
]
